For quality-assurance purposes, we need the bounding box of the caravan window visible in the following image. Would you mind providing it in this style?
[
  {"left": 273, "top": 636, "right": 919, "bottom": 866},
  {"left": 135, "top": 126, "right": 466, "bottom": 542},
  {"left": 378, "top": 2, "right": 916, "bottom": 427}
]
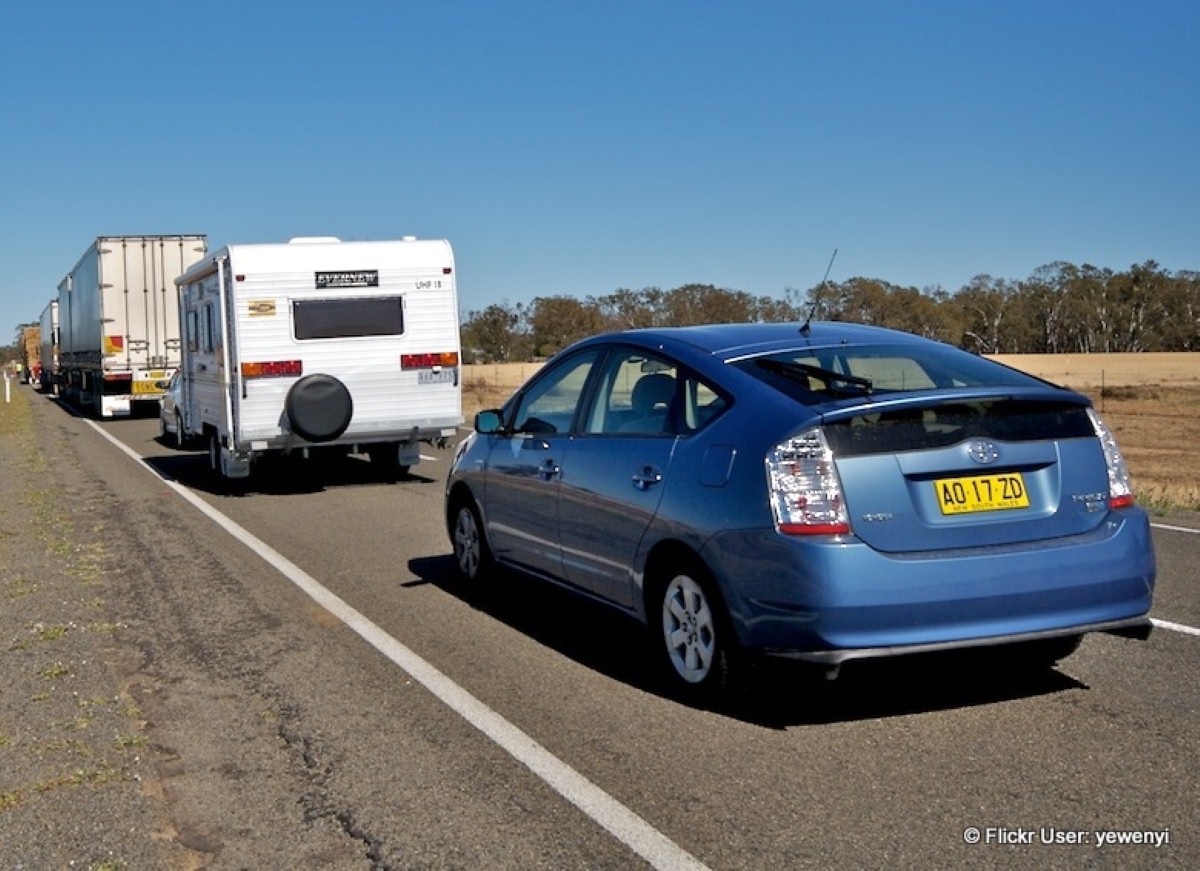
[
  {"left": 202, "top": 305, "right": 217, "bottom": 353},
  {"left": 293, "top": 297, "right": 405, "bottom": 340},
  {"left": 186, "top": 310, "right": 199, "bottom": 352}
]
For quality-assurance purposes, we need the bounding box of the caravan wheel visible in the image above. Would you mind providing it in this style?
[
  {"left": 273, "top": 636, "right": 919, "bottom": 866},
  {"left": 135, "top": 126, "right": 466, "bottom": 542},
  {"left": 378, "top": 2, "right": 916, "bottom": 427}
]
[{"left": 208, "top": 432, "right": 222, "bottom": 476}]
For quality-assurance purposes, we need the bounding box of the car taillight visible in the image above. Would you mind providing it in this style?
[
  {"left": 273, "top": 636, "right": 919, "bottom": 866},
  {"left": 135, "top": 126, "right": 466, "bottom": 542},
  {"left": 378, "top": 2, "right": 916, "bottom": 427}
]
[
  {"left": 766, "top": 427, "right": 851, "bottom": 535},
  {"left": 1087, "top": 408, "right": 1135, "bottom": 509},
  {"left": 401, "top": 352, "right": 459, "bottom": 369},
  {"left": 241, "top": 360, "right": 303, "bottom": 378}
]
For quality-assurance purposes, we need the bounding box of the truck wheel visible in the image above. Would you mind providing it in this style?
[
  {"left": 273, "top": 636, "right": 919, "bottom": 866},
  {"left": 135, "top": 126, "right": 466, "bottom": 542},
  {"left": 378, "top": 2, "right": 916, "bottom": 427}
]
[{"left": 286, "top": 375, "right": 353, "bottom": 443}]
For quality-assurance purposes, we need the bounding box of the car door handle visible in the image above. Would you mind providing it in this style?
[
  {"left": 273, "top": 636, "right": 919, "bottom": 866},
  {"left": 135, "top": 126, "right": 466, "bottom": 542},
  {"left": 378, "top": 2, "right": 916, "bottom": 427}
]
[
  {"left": 538, "top": 459, "right": 561, "bottom": 480},
  {"left": 632, "top": 466, "right": 663, "bottom": 490}
]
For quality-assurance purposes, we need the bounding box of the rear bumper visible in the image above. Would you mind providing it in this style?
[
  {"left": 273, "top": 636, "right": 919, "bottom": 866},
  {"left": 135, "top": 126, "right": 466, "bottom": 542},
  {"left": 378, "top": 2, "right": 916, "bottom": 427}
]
[
  {"left": 238, "top": 418, "right": 462, "bottom": 450},
  {"left": 769, "top": 616, "right": 1152, "bottom": 668},
  {"left": 701, "top": 509, "right": 1156, "bottom": 657}
]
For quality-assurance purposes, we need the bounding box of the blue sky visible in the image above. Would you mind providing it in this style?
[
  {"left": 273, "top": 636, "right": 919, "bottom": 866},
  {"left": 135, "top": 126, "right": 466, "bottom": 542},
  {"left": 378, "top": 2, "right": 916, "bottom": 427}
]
[{"left": 3, "top": 1, "right": 1197, "bottom": 338}]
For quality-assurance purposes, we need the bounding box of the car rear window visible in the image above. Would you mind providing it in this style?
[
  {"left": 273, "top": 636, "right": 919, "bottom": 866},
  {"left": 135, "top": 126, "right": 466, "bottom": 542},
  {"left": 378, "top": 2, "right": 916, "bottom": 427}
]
[
  {"left": 734, "top": 344, "right": 1047, "bottom": 403},
  {"left": 822, "top": 398, "right": 1095, "bottom": 457}
]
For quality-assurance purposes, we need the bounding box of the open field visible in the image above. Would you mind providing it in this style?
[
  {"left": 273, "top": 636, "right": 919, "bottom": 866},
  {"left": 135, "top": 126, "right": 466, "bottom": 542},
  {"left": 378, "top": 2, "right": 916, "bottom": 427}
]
[
  {"left": 992, "top": 352, "right": 1200, "bottom": 389},
  {"left": 992, "top": 354, "right": 1200, "bottom": 512},
  {"left": 463, "top": 353, "right": 1200, "bottom": 511}
]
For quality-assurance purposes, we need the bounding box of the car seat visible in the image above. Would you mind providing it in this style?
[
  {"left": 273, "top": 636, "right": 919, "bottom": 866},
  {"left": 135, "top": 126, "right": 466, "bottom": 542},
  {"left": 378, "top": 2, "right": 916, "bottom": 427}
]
[{"left": 619, "top": 373, "right": 675, "bottom": 433}]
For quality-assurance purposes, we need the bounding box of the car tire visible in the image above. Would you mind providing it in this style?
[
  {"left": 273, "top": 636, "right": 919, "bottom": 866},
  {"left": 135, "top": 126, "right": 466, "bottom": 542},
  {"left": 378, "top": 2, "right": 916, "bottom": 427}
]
[
  {"left": 451, "top": 497, "right": 493, "bottom": 583},
  {"left": 174, "top": 413, "right": 188, "bottom": 450},
  {"left": 653, "top": 563, "right": 737, "bottom": 698},
  {"left": 285, "top": 374, "right": 353, "bottom": 443}
]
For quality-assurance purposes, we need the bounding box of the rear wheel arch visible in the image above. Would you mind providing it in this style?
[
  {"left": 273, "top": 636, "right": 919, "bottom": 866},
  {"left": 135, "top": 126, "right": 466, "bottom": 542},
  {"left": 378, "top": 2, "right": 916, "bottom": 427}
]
[{"left": 641, "top": 543, "right": 727, "bottom": 620}]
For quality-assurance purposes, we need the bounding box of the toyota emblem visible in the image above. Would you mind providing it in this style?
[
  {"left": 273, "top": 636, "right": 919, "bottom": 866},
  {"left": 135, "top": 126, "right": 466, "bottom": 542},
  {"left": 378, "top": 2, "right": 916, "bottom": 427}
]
[{"left": 966, "top": 440, "right": 1000, "bottom": 465}]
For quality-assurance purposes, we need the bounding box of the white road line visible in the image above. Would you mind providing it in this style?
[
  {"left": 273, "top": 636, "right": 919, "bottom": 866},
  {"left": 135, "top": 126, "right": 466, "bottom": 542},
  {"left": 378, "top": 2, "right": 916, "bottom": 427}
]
[
  {"left": 1151, "top": 522, "right": 1200, "bottom": 535},
  {"left": 1152, "top": 618, "right": 1200, "bottom": 637},
  {"left": 88, "top": 422, "right": 709, "bottom": 871},
  {"left": 1147, "top": 525, "right": 1200, "bottom": 635}
]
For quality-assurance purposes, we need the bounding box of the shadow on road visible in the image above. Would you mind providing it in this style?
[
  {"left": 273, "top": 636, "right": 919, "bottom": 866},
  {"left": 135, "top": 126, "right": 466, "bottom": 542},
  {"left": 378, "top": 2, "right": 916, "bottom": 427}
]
[
  {"left": 49, "top": 395, "right": 447, "bottom": 495},
  {"left": 143, "top": 446, "right": 441, "bottom": 496},
  {"left": 406, "top": 555, "right": 1086, "bottom": 730}
]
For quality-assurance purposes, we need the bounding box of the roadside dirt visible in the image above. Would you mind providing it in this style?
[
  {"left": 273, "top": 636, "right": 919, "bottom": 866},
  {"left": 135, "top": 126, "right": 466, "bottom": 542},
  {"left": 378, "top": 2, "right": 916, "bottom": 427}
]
[
  {"left": 0, "top": 383, "right": 191, "bottom": 868},
  {"left": 0, "top": 384, "right": 369, "bottom": 868}
]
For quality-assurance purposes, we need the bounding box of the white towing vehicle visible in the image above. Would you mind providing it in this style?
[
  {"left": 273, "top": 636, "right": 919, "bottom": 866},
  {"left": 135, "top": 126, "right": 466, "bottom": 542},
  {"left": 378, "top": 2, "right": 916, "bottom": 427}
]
[{"left": 172, "top": 236, "right": 463, "bottom": 480}]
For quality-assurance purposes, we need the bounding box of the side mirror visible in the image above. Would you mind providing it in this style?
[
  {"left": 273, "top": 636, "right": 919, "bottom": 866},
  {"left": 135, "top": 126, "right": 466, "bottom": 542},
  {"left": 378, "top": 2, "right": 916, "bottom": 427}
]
[
  {"left": 474, "top": 409, "right": 504, "bottom": 435},
  {"left": 155, "top": 380, "right": 170, "bottom": 390}
]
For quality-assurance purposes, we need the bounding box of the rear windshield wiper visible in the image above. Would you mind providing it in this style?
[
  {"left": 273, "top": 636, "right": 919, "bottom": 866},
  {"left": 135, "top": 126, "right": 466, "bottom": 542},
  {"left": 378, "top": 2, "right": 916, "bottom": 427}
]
[{"left": 757, "top": 358, "right": 874, "bottom": 395}]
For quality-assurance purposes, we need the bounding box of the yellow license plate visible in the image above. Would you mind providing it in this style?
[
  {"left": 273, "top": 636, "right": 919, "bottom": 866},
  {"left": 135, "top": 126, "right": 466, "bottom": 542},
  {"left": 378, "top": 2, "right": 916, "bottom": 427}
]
[
  {"left": 935, "top": 472, "right": 1030, "bottom": 515},
  {"left": 132, "top": 381, "right": 163, "bottom": 395}
]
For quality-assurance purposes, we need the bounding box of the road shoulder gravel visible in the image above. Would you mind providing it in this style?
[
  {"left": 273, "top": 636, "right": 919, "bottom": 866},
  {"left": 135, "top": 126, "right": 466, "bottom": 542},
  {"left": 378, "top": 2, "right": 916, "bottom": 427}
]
[{"left": 0, "top": 384, "right": 192, "bottom": 868}]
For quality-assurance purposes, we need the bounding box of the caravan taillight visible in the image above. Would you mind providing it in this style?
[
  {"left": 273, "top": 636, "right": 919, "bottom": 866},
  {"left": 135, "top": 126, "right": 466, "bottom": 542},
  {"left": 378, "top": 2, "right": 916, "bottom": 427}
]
[
  {"left": 401, "top": 352, "right": 459, "bottom": 369},
  {"left": 241, "top": 360, "right": 303, "bottom": 378}
]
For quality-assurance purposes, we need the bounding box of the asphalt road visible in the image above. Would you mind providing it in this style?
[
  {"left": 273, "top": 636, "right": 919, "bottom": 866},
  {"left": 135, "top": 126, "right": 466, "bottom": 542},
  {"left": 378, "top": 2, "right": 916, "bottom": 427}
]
[{"left": 12, "top": 395, "right": 1200, "bottom": 869}]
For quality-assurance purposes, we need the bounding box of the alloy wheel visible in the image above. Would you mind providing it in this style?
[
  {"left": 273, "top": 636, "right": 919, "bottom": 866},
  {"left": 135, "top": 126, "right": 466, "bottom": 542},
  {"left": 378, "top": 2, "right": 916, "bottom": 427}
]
[
  {"left": 661, "top": 573, "right": 718, "bottom": 684},
  {"left": 453, "top": 505, "right": 482, "bottom": 580}
]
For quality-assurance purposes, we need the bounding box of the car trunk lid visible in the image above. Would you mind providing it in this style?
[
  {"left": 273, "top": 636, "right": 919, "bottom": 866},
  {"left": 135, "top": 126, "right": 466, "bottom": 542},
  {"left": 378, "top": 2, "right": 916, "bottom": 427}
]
[{"left": 820, "top": 392, "right": 1110, "bottom": 553}]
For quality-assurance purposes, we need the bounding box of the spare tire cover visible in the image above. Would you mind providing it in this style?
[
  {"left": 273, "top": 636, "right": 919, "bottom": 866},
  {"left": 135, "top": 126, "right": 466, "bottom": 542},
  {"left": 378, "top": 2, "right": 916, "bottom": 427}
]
[{"left": 285, "top": 374, "right": 353, "bottom": 442}]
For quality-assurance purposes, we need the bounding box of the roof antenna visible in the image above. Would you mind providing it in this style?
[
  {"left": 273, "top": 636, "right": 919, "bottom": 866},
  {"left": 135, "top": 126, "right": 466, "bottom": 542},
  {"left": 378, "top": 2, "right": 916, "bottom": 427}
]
[{"left": 800, "top": 247, "right": 838, "bottom": 336}]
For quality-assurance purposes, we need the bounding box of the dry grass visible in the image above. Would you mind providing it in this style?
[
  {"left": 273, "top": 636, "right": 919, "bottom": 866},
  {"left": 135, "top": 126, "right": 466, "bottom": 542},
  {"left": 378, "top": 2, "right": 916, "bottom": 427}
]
[
  {"left": 462, "top": 364, "right": 541, "bottom": 416},
  {"left": 463, "top": 354, "right": 1200, "bottom": 511},
  {"left": 1077, "top": 386, "right": 1200, "bottom": 511},
  {"left": 991, "top": 352, "right": 1200, "bottom": 390}
]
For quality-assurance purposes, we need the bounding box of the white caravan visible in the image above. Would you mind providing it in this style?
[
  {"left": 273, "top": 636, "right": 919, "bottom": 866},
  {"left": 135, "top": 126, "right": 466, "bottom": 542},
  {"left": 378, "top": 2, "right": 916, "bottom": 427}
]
[{"left": 173, "top": 236, "right": 462, "bottom": 480}]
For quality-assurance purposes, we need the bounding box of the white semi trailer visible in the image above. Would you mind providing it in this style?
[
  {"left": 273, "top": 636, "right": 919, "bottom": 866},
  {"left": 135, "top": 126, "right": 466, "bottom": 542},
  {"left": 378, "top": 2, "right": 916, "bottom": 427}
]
[
  {"left": 58, "top": 235, "right": 208, "bottom": 417},
  {"left": 173, "top": 236, "right": 463, "bottom": 480}
]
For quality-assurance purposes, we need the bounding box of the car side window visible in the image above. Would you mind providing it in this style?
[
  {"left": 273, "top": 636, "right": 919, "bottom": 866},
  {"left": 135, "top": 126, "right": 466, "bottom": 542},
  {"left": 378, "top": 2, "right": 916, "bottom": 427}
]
[
  {"left": 583, "top": 349, "right": 727, "bottom": 436},
  {"left": 584, "top": 351, "right": 678, "bottom": 436},
  {"left": 510, "top": 350, "right": 599, "bottom": 435},
  {"left": 679, "top": 375, "right": 729, "bottom": 433}
]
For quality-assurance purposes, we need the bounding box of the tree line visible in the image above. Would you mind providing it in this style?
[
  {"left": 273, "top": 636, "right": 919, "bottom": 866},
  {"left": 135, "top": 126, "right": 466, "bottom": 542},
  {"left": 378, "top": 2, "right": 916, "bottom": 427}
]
[{"left": 460, "top": 260, "right": 1199, "bottom": 362}]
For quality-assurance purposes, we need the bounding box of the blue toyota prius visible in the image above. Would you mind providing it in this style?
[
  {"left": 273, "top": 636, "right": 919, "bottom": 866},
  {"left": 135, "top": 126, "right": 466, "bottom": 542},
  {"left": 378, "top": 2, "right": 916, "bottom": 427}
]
[{"left": 445, "top": 322, "right": 1155, "bottom": 696}]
